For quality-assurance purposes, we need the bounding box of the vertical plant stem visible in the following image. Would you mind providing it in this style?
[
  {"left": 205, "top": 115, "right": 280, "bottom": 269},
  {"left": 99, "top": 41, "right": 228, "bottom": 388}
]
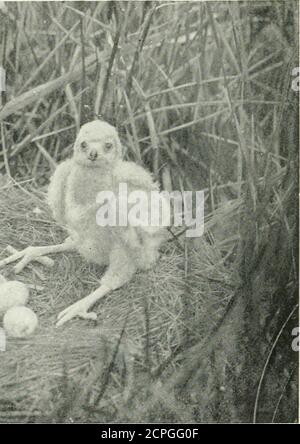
[{"left": 0, "top": 122, "right": 10, "bottom": 177}]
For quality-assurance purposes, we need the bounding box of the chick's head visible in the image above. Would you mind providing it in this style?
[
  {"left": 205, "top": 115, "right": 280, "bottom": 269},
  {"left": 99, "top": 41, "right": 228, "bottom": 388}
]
[{"left": 74, "top": 120, "right": 122, "bottom": 168}]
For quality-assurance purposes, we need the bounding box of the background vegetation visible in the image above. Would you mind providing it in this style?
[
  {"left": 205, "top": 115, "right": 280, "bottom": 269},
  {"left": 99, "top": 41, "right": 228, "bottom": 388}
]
[{"left": 0, "top": 0, "right": 298, "bottom": 423}]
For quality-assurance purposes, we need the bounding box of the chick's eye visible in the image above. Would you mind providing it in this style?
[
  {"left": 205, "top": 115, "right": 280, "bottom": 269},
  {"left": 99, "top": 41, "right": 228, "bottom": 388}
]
[
  {"left": 80, "top": 141, "right": 88, "bottom": 151},
  {"left": 104, "top": 142, "right": 113, "bottom": 152}
]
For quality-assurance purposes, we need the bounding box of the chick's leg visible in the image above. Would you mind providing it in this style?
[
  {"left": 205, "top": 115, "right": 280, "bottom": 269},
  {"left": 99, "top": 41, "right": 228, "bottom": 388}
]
[
  {"left": 56, "top": 245, "right": 136, "bottom": 326},
  {"left": 0, "top": 237, "right": 75, "bottom": 273}
]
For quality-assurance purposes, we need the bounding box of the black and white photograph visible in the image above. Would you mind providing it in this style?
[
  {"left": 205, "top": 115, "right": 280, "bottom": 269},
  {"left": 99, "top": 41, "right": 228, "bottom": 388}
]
[{"left": 0, "top": 0, "right": 298, "bottom": 425}]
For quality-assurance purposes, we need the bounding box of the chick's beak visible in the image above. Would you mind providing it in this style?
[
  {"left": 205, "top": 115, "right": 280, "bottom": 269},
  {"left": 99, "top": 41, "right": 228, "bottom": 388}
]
[{"left": 88, "top": 149, "right": 98, "bottom": 161}]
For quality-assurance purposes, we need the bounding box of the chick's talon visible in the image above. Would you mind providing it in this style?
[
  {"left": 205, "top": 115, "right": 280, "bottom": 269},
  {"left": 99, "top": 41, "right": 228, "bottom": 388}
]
[
  {"left": 13, "top": 250, "right": 38, "bottom": 273},
  {"left": 56, "top": 300, "right": 97, "bottom": 327}
]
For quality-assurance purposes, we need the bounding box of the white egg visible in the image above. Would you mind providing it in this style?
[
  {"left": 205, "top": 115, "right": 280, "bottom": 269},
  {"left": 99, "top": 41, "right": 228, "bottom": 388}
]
[
  {"left": 3, "top": 306, "right": 38, "bottom": 338},
  {"left": 0, "top": 281, "right": 29, "bottom": 316}
]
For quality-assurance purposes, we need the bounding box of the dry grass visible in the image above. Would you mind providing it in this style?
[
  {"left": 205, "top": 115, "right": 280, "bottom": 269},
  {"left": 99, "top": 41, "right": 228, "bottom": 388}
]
[
  {"left": 0, "top": 179, "right": 234, "bottom": 421},
  {"left": 0, "top": 1, "right": 298, "bottom": 423}
]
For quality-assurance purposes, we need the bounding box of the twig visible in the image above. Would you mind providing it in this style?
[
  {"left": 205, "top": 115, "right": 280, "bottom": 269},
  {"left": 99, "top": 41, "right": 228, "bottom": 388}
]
[
  {"left": 253, "top": 304, "right": 298, "bottom": 423},
  {"left": 0, "top": 122, "right": 10, "bottom": 177},
  {"left": 125, "top": 3, "right": 158, "bottom": 96},
  {"left": 97, "top": 11, "right": 121, "bottom": 116}
]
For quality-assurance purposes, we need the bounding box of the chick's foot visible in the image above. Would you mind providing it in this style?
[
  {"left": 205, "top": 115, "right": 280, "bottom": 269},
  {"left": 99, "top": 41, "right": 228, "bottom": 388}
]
[
  {"left": 0, "top": 246, "right": 54, "bottom": 273},
  {"left": 56, "top": 299, "right": 97, "bottom": 327}
]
